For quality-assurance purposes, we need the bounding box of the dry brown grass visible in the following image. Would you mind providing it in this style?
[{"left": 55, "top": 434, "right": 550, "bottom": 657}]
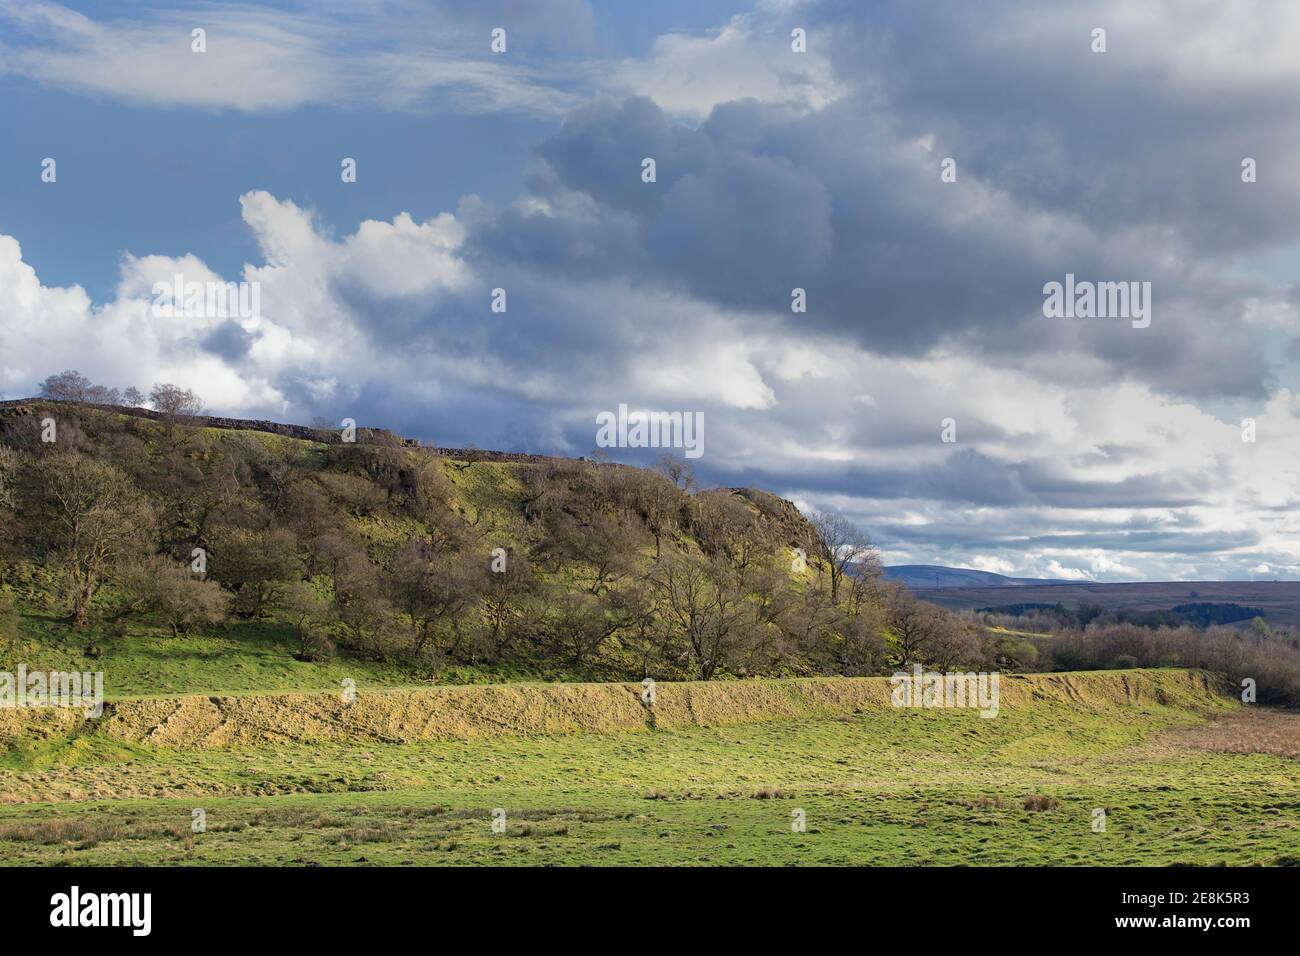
[
  {"left": 0, "top": 817, "right": 188, "bottom": 848},
  {"left": 1163, "top": 708, "right": 1300, "bottom": 759},
  {"left": 509, "top": 822, "right": 570, "bottom": 837},
  {"left": 0, "top": 670, "right": 1234, "bottom": 751},
  {"left": 958, "top": 796, "right": 1005, "bottom": 810},
  {"left": 1022, "top": 795, "right": 1059, "bottom": 812},
  {"left": 323, "top": 827, "right": 396, "bottom": 844}
]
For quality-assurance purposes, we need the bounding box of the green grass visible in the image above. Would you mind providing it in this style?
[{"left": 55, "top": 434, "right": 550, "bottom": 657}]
[
  {"left": 1, "top": 680, "right": 1295, "bottom": 866},
  {"left": 0, "top": 596, "right": 629, "bottom": 696},
  {"left": 0, "top": 611, "right": 425, "bottom": 698}
]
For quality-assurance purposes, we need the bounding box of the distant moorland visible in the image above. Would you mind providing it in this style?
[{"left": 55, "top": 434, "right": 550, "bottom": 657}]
[{"left": 911, "top": 580, "right": 1300, "bottom": 628}]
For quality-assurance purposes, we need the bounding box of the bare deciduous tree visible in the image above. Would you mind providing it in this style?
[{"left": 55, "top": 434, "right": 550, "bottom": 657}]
[
  {"left": 647, "top": 551, "right": 751, "bottom": 680},
  {"left": 206, "top": 526, "right": 301, "bottom": 617},
  {"left": 627, "top": 470, "right": 680, "bottom": 559},
  {"left": 389, "top": 540, "right": 480, "bottom": 659},
  {"left": 924, "top": 614, "right": 983, "bottom": 671},
  {"left": 806, "top": 510, "right": 879, "bottom": 606},
  {"left": 36, "top": 453, "right": 155, "bottom": 628},
  {"left": 116, "top": 555, "right": 230, "bottom": 637},
  {"left": 38, "top": 369, "right": 126, "bottom": 405},
  {"left": 882, "top": 582, "right": 940, "bottom": 666},
  {"left": 281, "top": 580, "right": 336, "bottom": 660},
  {"left": 477, "top": 551, "right": 540, "bottom": 658},
  {"left": 656, "top": 453, "right": 696, "bottom": 493},
  {"left": 149, "top": 383, "right": 203, "bottom": 418}
]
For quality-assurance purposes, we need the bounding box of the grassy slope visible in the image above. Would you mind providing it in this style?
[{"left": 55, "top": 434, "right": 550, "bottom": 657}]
[
  {"left": 1, "top": 611, "right": 425, "bottom": 698},
  {"left": 1, "top": 671, "right": 1296, "bottom": 866}
]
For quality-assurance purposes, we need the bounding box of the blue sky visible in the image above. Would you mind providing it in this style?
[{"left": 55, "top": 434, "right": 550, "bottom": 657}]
[
  {"left": 0, "top": 79, "right": 553, "bottom": 296},
  {"left": 0, "top": 0, "right": 740, "bottom": 297},
  {"left": 2, "top": 0, "right": 1299, "bottom": 582}
]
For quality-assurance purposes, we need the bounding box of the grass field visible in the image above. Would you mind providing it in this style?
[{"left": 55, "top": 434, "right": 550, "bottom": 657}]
[{"left": 1, "top": 670, "right": 1296, "bottom": 866}]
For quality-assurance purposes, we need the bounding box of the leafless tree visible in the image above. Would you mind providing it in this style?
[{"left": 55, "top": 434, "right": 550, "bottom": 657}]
[
  {"left": 36, "top": 453, "right": 155, "bottom": 628},
  {"left": 806, "top": 510, "right": 880, "bottom": 606},
  {"left": 647, "top": 551, "right": 752, "bottom": 680},
  {"left": 38, "top": 369, "right": 124, "bottom": 405},
  {"left": 882, "top": 582, "right": 940, "bottom": 666},
  {"left": 924, "top": 615, "right": 983, "bottom": 671},
  {"left": 656, "top": 453, "right": 696, "bottom": 493},
  {"left": 477, "top": 551, "right": 541, "bottom": 658},
  {"left": 205, "top": 525, "right": 301, "bottom": 617},
  {"left": 280, "top": 580, "right": 336, "bottom": 660},
  {"left": 389, "top": 539, "right": 479, "bottom": 659},
  {"left": 626, "top": 469, "right": 680, "bottom": 559},
  {"left": 149, "top": 383, "right": 203, "bottom": 418},
  {"left": 116, "top": 555, "right": 230, "bottom": 638}
]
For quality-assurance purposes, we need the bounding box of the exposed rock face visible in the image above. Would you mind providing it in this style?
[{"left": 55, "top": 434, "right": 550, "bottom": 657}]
[{"left": 728, "top": 487, "right": 817, "bottom": 548}]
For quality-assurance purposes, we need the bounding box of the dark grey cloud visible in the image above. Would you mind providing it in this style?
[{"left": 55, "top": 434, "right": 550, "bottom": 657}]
[
  {"left": 714, "top": 448, "right": 1207, "bottom": 513},
  {"left": 812, "top": 0, "right": 1300, "bottom": 256},
  {"left": 468, "top": 77, "right": 1279, "bottom": 397},
  {"left": 198, "top": 320, "right": 257, "bottom": 361},
  {"left": 479, "top": 94, "right": 1061, "bottom": 353}
]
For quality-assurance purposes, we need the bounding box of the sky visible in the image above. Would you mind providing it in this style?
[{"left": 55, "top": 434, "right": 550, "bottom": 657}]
[{"left": 1, "top": 0, "right": 1299, "bottom": 582}]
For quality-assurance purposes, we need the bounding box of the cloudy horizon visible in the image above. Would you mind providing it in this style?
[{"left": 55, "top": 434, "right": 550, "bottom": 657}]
[{"left": 3, "top": 0, "right": 1299, "bottom": 582}]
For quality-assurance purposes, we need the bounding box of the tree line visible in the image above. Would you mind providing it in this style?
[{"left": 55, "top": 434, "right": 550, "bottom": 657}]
[{"left": 0, "top": 373, "right": 998, "bottom": 682}]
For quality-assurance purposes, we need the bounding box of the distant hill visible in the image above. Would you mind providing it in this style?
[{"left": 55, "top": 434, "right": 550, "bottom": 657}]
[
  {"left": 883, "top": 565, "right": 1061, "bottom": 588},
  {"left": 912, "top": 580, "right": 1300, "bottom": 628}
]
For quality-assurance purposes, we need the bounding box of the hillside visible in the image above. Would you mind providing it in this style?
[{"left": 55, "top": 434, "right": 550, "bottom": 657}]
[
  {"left": 6, "top": 399, "right": 1298, "bottom": 702},
  {"left": 883, "top": 565, "right": 1061, "bottom": 588},
  {"left": 0, "top": 399, "right": 870, "bottom": 689}
]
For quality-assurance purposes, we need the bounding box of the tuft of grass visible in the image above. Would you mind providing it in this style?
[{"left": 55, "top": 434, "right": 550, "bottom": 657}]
[
  {"left": 324, "top": 827, "right": 397, "bottom": 844},
  {"left": 0, "top": 817, "right": 188, "bottom": 849}
]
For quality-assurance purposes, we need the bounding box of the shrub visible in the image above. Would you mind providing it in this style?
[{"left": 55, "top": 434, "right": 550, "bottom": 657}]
[{"left": 117, "top": 556, "right": 231, "bottom": 637}]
